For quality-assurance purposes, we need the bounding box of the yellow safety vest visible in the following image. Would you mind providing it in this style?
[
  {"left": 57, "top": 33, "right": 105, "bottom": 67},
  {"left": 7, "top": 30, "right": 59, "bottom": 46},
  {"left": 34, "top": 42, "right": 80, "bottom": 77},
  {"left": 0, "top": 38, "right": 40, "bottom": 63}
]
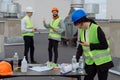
[
  {"left": 49, "top": 18, "right": 61, "bottom": 40},
  {"left": 79, "top": 23, "right": 112, "bottom": 65},
  {"left": 22, "top": 16, "right": 34, "bottom": 36}
]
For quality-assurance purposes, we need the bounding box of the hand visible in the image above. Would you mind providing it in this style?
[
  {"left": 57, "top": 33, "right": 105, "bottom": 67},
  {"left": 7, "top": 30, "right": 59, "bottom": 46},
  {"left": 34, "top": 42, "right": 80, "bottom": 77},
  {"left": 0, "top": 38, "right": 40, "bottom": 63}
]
[
  {"left": 32, "top": 28, "right": 37, "bottom": 32},
  {"left": 80, "top": 42, "right": 90, "bottom": 47},
  {"left": 52, "top": 28, "right": 56, "bottom": 31},
  {"left": 34, "top": 28, "right": 37, "bottom": 31}
]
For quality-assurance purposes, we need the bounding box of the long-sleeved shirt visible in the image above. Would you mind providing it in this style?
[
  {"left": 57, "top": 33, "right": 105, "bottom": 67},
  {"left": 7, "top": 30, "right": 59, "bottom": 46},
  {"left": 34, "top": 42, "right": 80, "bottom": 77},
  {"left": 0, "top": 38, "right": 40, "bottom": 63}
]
[
  {"left": 76, "top": 23, "right": 113, "bottom": 71},
  {"left": 43, "top": 19, "right": 65, "bottom": 41},
  {"left": 76, "top": 26, "right": 108, "bottom": 58},
  {"left": 21, "top": 15, "right": 33, "bottom": 34}
]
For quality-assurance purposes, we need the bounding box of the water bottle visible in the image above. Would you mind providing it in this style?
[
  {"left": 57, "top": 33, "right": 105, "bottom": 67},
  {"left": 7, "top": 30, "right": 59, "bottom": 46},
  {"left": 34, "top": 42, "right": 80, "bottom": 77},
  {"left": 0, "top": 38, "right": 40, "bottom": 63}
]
[
  {"left": 21, "top": 56, "right": 28, "bottom": 72},
  {"left": 72, "top": 55, "right": 77, "bottom": 72},
  {"left": 78, "top": 56, "right": 85, "bottom": 74},
  {"left": 13, "top": 52, "right": 19, "bottom": 71}
]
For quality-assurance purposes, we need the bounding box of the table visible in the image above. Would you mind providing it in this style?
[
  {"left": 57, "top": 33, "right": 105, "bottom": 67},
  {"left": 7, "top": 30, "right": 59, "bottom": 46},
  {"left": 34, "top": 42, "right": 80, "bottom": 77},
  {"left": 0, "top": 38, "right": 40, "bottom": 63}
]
[{"left": 0, "top": 64, "right": 86, "bottom": 80}]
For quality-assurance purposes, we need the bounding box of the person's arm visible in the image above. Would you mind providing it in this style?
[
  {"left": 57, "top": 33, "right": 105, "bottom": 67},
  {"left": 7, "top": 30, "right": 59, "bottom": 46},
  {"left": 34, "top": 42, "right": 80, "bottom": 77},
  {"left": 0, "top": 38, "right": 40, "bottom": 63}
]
[
  {"left": 76, "top": 44, "right": 83, "bottom": 62},
  {"left": 44, "top": 23, "right": 51, "bottom": 29},
  {"left": 43, "top": 19, "right": 50, "bottom": 29},
  {"left": 21, "top": 19, "right": 33, "bottom": 33},
  {"left": 90, "top": 27, "right": 108, "bottom": 50},
  {"left": 54, "top": 20, "right": 65, "bottom": 34}
]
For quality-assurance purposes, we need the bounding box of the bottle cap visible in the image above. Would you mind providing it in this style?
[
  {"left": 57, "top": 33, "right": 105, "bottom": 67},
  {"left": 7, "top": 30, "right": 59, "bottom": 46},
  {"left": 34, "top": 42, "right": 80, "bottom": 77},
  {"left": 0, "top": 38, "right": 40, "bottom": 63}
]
[
  {"left": 15, "top": 52, "right": 18, "bottom": 55},
  {"left": 73, "top": 55, "right": 76, "bottom": 58}
]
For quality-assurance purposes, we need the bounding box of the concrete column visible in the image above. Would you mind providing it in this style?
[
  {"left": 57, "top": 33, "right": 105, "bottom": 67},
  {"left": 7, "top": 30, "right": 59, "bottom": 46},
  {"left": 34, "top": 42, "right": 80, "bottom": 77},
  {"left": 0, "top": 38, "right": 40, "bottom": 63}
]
[
  {"left": 0, "top": 21, "right": 5, "bottom": 59},
  {"left": 0, "top": 35, "right": 4, "bottom": 59}
]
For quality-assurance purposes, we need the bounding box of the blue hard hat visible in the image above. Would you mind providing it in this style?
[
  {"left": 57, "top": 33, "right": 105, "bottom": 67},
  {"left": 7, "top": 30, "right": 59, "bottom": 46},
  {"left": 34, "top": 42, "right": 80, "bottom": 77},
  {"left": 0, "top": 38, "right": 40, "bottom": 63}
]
[{"left": 71, "top": 9, "right": 87, "bottom": 23}]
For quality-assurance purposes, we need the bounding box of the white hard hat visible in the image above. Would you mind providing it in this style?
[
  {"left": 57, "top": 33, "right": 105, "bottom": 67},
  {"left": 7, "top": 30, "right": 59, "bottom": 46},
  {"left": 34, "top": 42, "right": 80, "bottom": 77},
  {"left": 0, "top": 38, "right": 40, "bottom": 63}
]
[{"left": 25, "top": 6, "right": 34, "bottom": 12}]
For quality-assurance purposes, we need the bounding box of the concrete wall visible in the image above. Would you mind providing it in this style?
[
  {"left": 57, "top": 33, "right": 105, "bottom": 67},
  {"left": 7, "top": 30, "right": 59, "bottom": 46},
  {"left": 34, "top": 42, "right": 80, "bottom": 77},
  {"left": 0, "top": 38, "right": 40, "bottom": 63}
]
[
  {"left": 106, "top": 0, "right": 120, "bottom": 19},
  {"left": 4, "top": 20, "right": 21, "bottom": 37},
  {"left": 14, "top": 0, "right": 70, "bottom": 29},
  {"left": 97, "top": 21, "right": 120, "bottom": 57}
]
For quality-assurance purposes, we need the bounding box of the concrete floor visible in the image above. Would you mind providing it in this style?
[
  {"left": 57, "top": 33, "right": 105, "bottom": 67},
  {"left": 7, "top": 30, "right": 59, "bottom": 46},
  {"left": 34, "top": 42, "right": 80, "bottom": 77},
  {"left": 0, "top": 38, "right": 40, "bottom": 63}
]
[{"left": 4, "top": 33, "right": 120, "bottom": 80}]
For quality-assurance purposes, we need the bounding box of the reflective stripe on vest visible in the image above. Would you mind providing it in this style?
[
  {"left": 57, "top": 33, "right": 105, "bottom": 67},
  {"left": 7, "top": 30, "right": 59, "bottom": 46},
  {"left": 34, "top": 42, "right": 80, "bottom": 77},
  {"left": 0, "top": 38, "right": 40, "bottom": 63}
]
[
  {"left": 85, "top": 51, "right": 110, "bottom": 59},
  {"left": 22, "top": 16, "right": 34, "bottom": 36},
  {"left": 49, "top": 18, "right": 61, "bottom": 39},
  {"left": 79, "top": 23, "right": 112, "bottom": 65}
]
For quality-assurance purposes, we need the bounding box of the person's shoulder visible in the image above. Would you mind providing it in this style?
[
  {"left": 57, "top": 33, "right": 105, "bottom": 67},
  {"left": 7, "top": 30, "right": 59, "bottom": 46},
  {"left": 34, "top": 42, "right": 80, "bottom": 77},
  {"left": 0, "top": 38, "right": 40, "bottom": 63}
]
[
  {"left": 97, "top": 26, "right": 101, "bottom": 29},
  {"left": 97, "top": 26, "right": 104, "bottom": 33},
  {"left": 21, "top": 16, "right": 26, "bottom": 20},
  {"left": 21, "top": 17, "right": 26, "bottom": 23},
  {"left": 59, "top": 18, "right": 63, "bottom": 22}
]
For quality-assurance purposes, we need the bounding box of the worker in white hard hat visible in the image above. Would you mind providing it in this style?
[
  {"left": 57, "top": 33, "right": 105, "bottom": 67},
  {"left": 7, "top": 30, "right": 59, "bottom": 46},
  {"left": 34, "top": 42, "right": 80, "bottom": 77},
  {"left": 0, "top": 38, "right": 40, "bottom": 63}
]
[{"left": 21, "top": 6, "right": 37, "bottom": 64}]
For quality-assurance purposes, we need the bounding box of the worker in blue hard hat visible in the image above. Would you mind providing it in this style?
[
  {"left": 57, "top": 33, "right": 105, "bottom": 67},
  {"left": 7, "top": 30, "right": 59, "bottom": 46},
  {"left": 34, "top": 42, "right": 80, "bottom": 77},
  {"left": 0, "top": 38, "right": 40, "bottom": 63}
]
[{"left": 71, "top": 9, "right": 114, "bottom": 80}]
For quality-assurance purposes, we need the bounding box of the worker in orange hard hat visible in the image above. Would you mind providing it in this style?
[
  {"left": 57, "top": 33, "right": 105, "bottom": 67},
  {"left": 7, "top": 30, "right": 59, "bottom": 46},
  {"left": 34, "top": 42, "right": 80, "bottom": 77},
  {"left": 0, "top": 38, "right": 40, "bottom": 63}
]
[
  {"left": 51, "top": 7, "right": 59, "bottom": 12},
  {"left": 51, "top": 7, "right": 59, "bottom": 20},
  {"left": 0, "top": 61, "right": 13, "bottom": 77},
  {"left": 43, "top": 7, "right": 65, "bottom": 67}
]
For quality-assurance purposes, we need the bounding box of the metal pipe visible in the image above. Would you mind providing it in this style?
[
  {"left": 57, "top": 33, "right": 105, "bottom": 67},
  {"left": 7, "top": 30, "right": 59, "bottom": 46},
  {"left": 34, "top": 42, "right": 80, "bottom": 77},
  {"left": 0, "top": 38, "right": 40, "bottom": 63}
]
[{"left": 71, "top": 0, "right": 84, "bottom": 8}]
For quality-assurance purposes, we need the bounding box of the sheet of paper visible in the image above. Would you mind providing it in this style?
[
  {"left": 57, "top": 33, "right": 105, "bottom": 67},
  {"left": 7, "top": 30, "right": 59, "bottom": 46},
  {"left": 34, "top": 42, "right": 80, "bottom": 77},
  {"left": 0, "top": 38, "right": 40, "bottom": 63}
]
[{"left": 29, "top": 66, "right": 53, "bottom": 72}]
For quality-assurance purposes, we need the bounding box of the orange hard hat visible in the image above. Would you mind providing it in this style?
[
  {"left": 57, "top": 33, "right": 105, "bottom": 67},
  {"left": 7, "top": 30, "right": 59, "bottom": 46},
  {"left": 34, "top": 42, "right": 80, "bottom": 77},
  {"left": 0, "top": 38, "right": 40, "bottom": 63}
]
[
  {"left": 51, "top": 7, "right": 59, "bottom": 12},
  {"left": 0, "top": 61, "right": 13, "bottom": 76}
]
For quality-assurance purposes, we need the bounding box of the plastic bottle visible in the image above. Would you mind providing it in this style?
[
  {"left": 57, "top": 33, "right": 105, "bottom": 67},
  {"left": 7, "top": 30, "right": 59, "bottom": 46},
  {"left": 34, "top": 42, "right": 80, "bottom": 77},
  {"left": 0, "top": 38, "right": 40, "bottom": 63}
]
[
  {"left": 72, "top": 55, "right": 77, "bottom": 72},
  {"left": 21, "top": 56, "right": 27, "bottom": 72},
  {"left": 78, "top": 56, "right": 85, "bottom": 74},
  {"left": 13, "top": 52, "right": 19, "bottom": 71}
]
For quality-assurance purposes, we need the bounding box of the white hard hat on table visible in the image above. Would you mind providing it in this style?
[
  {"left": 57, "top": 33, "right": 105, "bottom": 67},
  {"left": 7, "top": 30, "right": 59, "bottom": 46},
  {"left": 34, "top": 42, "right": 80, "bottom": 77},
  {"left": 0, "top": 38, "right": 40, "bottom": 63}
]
[{"left": 25, "top": 6, "right": 34, "bottom": 12}]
